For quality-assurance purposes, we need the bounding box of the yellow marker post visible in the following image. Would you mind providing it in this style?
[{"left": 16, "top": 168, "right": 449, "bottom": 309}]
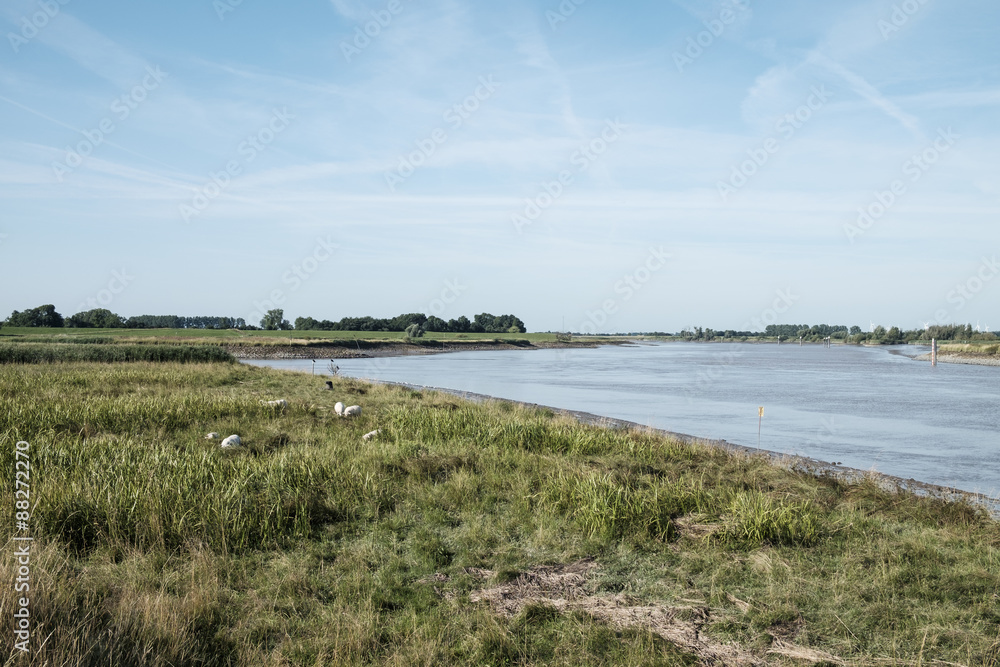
[{"left": 757, "top": 407, "right": 764, "bottom": 449}]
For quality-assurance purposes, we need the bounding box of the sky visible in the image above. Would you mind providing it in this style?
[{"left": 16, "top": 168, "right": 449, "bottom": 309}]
[{"left": 1, "top": 0, "right": 998, "bottom": 333}]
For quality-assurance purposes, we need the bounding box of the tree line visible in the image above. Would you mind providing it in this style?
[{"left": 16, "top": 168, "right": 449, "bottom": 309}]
[
  {"left": 1, "top": 306, "right": 249, "bottom": 330},
  {"left": 1, "top": 304, "right": 527, "bottom": 334},
  {"left": 292, "top": 312, "right": 526, "bottom": 334},
  {"left": 677, "top": 323, "right": 996, "bottom": 344}
]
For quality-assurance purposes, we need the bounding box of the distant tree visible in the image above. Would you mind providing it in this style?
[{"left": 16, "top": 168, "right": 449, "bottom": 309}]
[
  {"left": 424, "top": 316, "right": 448, "bottom": 332},
  {"left": 66, "top": 309, "right": 125, "bottom": 328},
  {"left": 883, "top": 326, "right": 903, "bottom": 344},
  {"left": 261, "top": 309, "right": 290, "bottom": 331},
  {"left": 391, "top": 313, "right": 427, "bottom": 331},
  {"left": 849, "top": 326, "right": 862, "bottom": 336},
  {"left": 448, "top": 315, "right": 471, "bottom": 333},
  {"left": 4, "top": 304, "right": 64, "bottom": 328},
  {"left": 404, "top": 323, "right": 424, "bottom": 338},
  {"left": 295, "top": 316, "right": 319, "bottom": 331}
]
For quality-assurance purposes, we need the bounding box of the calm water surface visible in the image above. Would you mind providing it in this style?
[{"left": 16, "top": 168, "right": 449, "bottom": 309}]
[{"left": 246, "top": 343, "right": 999, "bottom": 497}]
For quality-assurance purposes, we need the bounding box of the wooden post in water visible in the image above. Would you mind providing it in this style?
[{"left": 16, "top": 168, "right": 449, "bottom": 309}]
[
  {"left": 931, "top": 338, "right": 937, "bottom": 367},
  {"left": 757, "top": 406, "right": 764, "bottom": 450}
]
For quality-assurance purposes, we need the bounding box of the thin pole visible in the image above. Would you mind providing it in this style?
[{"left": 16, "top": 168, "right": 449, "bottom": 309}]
[{"left": 757, "top": 406, "right": 763, "bottom": 449}]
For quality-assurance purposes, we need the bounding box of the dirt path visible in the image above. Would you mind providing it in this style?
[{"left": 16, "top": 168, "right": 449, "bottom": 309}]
[{"left": 463, "top": 559, "right": 844, "bottom": 666}]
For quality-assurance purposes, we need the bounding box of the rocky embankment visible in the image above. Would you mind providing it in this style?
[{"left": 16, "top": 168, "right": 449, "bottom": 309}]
[{"left": 914, "top": 352, "right": 1000, "bottom": 367}]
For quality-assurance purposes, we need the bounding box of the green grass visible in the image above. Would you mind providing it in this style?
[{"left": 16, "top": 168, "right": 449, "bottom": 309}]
[
  {"left": 0, "top": 343, "right": 235, "bottom": 364},
  {"left": 0, "top": 361, "right": 998, "bottom": 666},
  {"left": 940, "top": 342, "right": 1000, "bottom": 356}
]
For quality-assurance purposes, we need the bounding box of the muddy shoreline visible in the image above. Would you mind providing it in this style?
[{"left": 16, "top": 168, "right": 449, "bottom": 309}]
[{"left": 227, "top": 340, "right": 610, "bottom": 360}]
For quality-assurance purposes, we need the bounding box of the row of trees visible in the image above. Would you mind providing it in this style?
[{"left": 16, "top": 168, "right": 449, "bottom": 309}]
[
  {"left": 121, "top": 315, "right": 249, "bottom": 329},
  {"left": 293, "top": 312, "right": 526, "bottom": 334},
  {"left": 2, "top": 304, "right": 527, "bottom": 334},
  {"left": 677, "top": 323, "right": 996, "bottom": 345},
  {"left": 1, "top": 306, "right": 250, "bottom": 330}
]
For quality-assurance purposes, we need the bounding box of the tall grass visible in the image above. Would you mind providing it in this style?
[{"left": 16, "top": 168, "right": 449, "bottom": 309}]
[{"left": 0, "top": 343, "right": 234, "bottom": 364}]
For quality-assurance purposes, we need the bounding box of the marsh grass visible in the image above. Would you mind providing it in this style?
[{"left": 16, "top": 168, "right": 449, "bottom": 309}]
[
  {"left": 0, "top": 343, "right": 234, "bottom": 364},
  {"left": 0, "top": 361, "right": 997, "bottom": 665}
]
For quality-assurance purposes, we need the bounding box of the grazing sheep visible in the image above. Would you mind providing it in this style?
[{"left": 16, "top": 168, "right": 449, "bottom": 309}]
[
  {"left": 343, "top": 405, "right": 362, "bottom": 417},
  {"left": 261, "top": 399, "right": 288, "bottom": 408},
  {"left": 324, "top": 381, "right": 334, "bottom": 390},
  {"left": 362, "top": 429, "right": 380, "bottom": 441},
  {"left": 220, "top": 434, "right": 242, "bottom": 448},
  {"left": 334, "top": 402, "right": 345, "bottom": 416},
  {"left": 205, "top": 432, "right": 219, "bottom": 440}
]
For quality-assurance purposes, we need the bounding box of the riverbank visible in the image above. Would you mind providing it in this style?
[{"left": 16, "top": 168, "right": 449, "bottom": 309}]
[
  {"left": 2, "top": 360, "right": 998, "bottom": 664},
  {"left": 8, "top": 359, "right": 1000, "bottom": 664},
  {"left": 360, "top": 379, "right": 1000, "bottom": 519},
  {"left": 227, "top": 338, "right": 609, "bottom": 359}
]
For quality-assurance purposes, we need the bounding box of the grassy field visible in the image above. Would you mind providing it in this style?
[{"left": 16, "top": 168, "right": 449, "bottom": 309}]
[
  {"left": 0, "top": 327, "right": 568, "bottom": 346},
  {"left": 0, "top": 360, "right": 998, "bottom": 666}
]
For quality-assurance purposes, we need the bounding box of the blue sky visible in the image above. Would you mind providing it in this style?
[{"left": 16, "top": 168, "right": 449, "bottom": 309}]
[{"left": 1, "top": 0, "right": 998, "bottom": 333}]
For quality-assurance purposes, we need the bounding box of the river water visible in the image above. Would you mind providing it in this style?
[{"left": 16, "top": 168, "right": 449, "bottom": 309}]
[{"left": 245, "top": 343, "right": 1000, "bottom": 497}]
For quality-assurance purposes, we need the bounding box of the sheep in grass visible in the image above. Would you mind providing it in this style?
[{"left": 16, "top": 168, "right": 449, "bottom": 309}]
[
  {"left": 343, "top": 405, "right": 362, "bottom": 417},
  {"left": 324, "top": 380, "right": 334, "bottom": 390},
  {"left": 261, "top": 399, "right": 288, "bottom": 409},
  {"left": 205, "top": 432, "right": 220, "bottom": 440},
  {"left": 220, "top": 434, "right": 242, "bottom": 449},
  {"left": 334, "top": 402, "right": 345, "bottom": 416},
  {"left": 362, "top": 429, "right": 380, "bottom": 441}
]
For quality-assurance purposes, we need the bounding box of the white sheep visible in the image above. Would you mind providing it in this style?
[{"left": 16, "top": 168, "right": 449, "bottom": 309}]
[
  {"left": 220, "top": 434, "right": 242, "bottom": 448},
  {"left": 205, "top": 432, "right": 219, "bottom": 440},
  {"left": 261, "top": 399, "right": 288, "bottom": 408},
  {"left": 343, "top": 405, "right": 362, "bottom": 417},
  {"left": 362, "top": 429, "right": 380, "bottom": 441},
  {"left": 334, "top": 401, "right": 345, "bottom": 416}
]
